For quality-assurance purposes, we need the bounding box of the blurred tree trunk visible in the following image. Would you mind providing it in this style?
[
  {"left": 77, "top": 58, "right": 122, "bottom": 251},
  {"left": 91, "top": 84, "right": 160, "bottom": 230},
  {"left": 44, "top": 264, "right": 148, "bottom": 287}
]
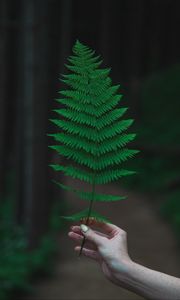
[
  {"left": 16, "top": 0, "right": 34, "bottom": 230},
  {"left": 29, "top": 0, "right": 52, "bottom": 248},
  {"left": 16, "top": 0, "right": 73, "bottom": 248},
  {"left": 16, "top": 0, "right": 53, "bottom": 248},
  {"left": 0, "top": 0, "right": 8, "bottom": 199},
  {"left": 30, "top": 0, "right": 73, "bottom": 248}
]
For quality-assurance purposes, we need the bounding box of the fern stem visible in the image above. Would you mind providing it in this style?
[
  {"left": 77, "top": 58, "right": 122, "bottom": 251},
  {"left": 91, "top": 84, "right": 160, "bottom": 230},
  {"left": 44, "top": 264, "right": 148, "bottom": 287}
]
[
  {"left": 78, "top": 76, "right": 97, "bottom": 257},
  {"left": 78, "top": 171, "right": 96, "bottom": 257}
]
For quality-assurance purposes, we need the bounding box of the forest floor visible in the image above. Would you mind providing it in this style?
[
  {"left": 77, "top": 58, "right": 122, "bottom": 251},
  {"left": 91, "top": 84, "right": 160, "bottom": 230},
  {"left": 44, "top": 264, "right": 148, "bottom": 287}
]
[{"left": 22, "top": 177, "right": 180, "bottom": 300}]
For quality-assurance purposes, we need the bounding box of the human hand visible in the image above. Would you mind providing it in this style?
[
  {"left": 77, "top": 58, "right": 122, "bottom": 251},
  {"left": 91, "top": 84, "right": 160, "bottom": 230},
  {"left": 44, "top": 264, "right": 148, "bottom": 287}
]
[{"left": 68, "top": 220, "right": 132, "bottom": 286}]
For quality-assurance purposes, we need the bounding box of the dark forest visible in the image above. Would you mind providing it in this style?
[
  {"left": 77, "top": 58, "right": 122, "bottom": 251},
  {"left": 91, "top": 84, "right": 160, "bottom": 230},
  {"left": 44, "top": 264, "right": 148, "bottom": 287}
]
[{"left": 0, "top": 1, "right": 180, "bottom": 299}]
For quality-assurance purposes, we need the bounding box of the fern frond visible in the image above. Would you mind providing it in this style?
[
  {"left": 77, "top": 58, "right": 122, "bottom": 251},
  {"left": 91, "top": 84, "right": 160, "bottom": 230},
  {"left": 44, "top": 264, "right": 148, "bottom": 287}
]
[{"left": 48, "top": 40, "right": 139, "bottom": 234}]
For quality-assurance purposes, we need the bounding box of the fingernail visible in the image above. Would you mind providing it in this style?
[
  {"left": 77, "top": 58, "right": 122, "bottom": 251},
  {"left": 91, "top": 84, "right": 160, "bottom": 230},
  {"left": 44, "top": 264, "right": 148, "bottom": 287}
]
[{"left": 80, "top": 224, "right": 89, "bottom": 233}]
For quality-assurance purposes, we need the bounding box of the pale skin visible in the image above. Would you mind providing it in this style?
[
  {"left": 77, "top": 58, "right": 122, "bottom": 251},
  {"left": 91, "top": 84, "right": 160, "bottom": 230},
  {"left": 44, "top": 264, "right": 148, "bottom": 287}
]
[{"left": 68, "top": 220, "right": 180, "bottom": 300}]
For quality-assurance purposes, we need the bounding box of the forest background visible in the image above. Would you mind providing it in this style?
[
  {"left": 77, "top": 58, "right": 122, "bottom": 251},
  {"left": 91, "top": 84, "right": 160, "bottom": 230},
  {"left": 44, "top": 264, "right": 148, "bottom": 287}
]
[{"left": 0, "top": 0, "right": 180, "bottom": 299}]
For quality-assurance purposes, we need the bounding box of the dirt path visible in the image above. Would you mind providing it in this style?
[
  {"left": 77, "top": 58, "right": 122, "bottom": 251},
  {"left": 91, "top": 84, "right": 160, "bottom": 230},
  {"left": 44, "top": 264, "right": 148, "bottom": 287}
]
[{"left": 24, "top": 178, "right": 179, "bottom": 300}]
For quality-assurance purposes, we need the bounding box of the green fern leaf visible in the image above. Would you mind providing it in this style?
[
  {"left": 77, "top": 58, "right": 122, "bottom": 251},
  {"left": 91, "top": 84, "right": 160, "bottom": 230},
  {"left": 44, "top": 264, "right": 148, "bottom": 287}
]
[{"left": 48, "top": 40, "right": 139, "bottom": 233}]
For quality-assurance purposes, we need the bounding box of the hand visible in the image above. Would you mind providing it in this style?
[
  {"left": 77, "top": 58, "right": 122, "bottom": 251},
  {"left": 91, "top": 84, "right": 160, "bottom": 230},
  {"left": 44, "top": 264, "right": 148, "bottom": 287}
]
[
  {"left": 69, "top": 221, "right": 180, "bottom": 299},
  {"left": 68, "top": 220, "right": 132, "bottom": 286}
]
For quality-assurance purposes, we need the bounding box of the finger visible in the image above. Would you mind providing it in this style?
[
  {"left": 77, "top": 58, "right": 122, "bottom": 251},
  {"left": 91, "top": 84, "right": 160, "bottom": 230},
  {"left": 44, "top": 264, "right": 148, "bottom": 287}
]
[
  {"left": 74, "top": 246, "right": 99, "bottom": 261},
  {"left": 68, "top": 231, "right": 97, "bottom": 250},
  {"left": 70, "top": 226, "right": 84, "bottom": 236},
  {"left": 80, "top": 224, "right": 106, "bottom": 247},
  {"left": 80, "top": 220, "right": 123, "bottom": 237},
  {"left": 71, "top": 226, "right": 108, "bottom": 238}
]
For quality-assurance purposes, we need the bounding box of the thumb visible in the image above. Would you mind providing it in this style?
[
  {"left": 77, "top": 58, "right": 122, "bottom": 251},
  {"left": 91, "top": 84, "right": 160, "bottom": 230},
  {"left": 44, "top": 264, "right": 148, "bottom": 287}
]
[{"left": 80, "top": 224, "right": 105, "bottom": 247}]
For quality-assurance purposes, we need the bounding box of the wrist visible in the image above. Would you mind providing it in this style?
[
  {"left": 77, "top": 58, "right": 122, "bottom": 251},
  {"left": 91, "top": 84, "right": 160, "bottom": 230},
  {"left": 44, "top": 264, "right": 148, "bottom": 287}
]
[{"left": 112, "top": 258, "right": 135, "bottom": 285}]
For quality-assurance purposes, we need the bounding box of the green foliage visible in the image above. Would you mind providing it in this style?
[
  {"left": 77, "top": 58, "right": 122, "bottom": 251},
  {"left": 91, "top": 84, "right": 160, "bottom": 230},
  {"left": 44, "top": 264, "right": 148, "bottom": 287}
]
[
  {"left": 0, "top": 198, "right": 29, "bottom": 299},
  {"left": 0, "top": 195, "right": 62, "bottom": 300},
  {"left": 49, "top": 40, "right": 139, "bottom": 223},
  {"left": 122, "top": 64, "right": 180, "bottom": 189},
  {"left": 140, "top": 64, "right": 180, "bottom": 147},
  {"left": 121, "top": 64, "right": 180, "bottom": 240},
  {"left": 138, "top": 65, "right": 180, "bottom": 195}
]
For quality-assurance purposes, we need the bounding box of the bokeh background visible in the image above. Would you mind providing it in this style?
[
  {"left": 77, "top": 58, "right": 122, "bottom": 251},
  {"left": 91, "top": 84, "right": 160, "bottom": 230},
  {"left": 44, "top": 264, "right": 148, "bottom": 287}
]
[{"left": 0, "top": 0, "right": 180, "bottom": 299}]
